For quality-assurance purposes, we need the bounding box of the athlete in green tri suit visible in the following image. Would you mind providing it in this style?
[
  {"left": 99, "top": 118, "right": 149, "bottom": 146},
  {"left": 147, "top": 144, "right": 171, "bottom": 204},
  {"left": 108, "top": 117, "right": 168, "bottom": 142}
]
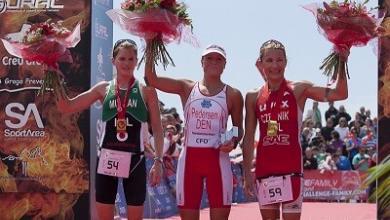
[{"left": 56, "top": 39, "right": 163, "bottom": 220}]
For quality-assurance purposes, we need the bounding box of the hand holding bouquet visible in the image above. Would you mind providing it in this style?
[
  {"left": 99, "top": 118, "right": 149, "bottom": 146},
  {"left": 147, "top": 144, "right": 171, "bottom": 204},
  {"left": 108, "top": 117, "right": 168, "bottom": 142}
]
[
  {"left": 1, "top": 20, "right": 81, "bottom": 95},
  {"left": 305, "top": 0, "right": 382, "bottom": 81},
  {"left": 106, "top": 0, "right": 196, "bottom": 70}
]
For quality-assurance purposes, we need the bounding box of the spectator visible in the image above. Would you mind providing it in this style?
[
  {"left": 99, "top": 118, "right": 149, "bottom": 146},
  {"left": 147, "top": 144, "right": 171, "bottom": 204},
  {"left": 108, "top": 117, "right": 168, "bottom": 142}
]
[
  {"left": 311, "top": 146, "right": 326, "bottom": 168},
  {"left": 318, "top": 152, "right": 338, "bottom": 173},
  {"left": 372, "top": 117, "right": 378, "bottom": 137},
  {"left": 162, "top": 125, "right": 180, "bottom": 198},
  {"left": 334, "top": 117, "right": 350, "bottom": 141},
  {"left": 162, "top": 125, "right": 180, "bottom": 156},
  {"left": 325, "top": 101, "right": 338, "bottom": 123},
  {"left": 348, "top": 112, "right": 364, "bottom": 129},
  {"left": 360, "top": 118, "right": 375, "bottom": 138},
  {"left": 334, "top": 148, "right": 352, "bottom": 170},
  {"left": 328, "top": 130, "right": 346, "bottom": 155},
  {"left": 365, "top": 109, "right": 371, "bottom": 119},
  {"left": 321, "top": 117, "right": 335, "bottom": 143},
  {"left": 309, "top": 128, "right": 324, "bottom": 147},
  {"left": 303, "top": 119, "right": 316, "bottom": 139},
  {"left": 335, "top": 105, "right": 352, "bottom": 125},
  {"left": 361, "top": 128, "right": 377, "bottom": 149},
  {"left": 350, "top": 120, "right": 363, "bottom": 138},
  {"left": 305, "top": 101, "right": 322, "bottom": 128},
  {"left": 357, "top": 106, "right": 367, "bottom": 122},
  {"left": 352, "top": 146, "right": 370, "bottom": 171},
  {"left": 300, "top": 127, "right": 311, "bottom": 154},
  {"left": 158, "top": 100, "right": 165, "bottom": 113},
  {"left": 345, "top": 127, "right": 361, "bottom": 167},
  {"left": 303, "top": 147, "right": 318, "bottom": 170}
]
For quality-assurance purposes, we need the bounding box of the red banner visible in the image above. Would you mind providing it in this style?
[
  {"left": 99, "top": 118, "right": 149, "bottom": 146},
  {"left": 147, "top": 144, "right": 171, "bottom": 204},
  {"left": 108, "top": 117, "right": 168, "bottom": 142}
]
[{"left": 303, "top": 170, "right": 368, "bottom": 201}]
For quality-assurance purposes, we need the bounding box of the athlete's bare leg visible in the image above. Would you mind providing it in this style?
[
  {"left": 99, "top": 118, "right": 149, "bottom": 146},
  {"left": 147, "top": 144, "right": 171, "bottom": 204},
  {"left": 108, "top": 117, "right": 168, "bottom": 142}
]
[
  {"left": 127, "top": 205, "right": 144, "bottom": 220},
  {"left": 210, "top": 207, "right": 230, "bottom": 220},
  {"left": 260, "top": 209, "right": 280, "bottom": 220},
  {"left": 283, "top": 212, "right": 301, "bottom": 220},
  {"left": 180, "top": 209, "right": 200, "bottom": 220},
  {"left": 96, "top": 202, "right": 114, "bottom": 220}
]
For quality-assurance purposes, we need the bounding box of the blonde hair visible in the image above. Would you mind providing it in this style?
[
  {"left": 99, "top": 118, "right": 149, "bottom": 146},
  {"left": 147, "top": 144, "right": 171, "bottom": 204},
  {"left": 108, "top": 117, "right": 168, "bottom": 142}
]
[{"left": 259, "top": 39, "right": 286, "bottom": 61}]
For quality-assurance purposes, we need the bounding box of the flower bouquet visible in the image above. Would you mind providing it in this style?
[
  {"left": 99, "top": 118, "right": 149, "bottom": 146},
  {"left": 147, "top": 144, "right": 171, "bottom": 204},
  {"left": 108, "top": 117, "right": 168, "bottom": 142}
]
[
  {"left": 304, "top": 0, "right": 382, "bottom": 81},
  {"left": 1, "top": 20, "right": 81, "bottom": 95},
  {"left": 106, "top": 0, "right": 196, "bottom": 70}
]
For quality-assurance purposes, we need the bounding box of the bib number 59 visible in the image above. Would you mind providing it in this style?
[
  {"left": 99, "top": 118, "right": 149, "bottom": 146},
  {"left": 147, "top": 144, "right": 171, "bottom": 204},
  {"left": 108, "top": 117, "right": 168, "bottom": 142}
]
[{"left": 269, "top": 187, "right": 282, "bottom": 198}]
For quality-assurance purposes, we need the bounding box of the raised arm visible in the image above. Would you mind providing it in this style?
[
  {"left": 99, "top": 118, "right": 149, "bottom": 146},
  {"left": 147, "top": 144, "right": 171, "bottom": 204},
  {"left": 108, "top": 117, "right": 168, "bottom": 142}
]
[
  {"left": 301, "top": 47, "right": 350, "bottom": 103},
  {"left": 142, "top": 85, "right": 164, "bottom": 186},
  {"left": 56, "top": 81, "right": 108, "bottom": 114},
  {"left": 144, "top": 42, "right": 193, "bottom": 98},
  {"left": 143, "top": 86, "right": 164, "bottom": 159}
]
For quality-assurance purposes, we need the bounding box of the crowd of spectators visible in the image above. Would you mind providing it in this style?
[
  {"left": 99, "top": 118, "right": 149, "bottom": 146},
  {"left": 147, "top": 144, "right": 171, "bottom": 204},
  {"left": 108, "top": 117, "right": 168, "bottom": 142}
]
[{"left": 302, "top": 101, "right": 377, "bottom": 173}]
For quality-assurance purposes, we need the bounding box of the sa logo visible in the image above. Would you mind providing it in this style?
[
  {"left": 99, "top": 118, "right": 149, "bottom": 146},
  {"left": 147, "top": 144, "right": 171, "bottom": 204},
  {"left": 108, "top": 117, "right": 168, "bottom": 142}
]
[{"left": 5, "top": 103, "right": 44, "bottom": 129}]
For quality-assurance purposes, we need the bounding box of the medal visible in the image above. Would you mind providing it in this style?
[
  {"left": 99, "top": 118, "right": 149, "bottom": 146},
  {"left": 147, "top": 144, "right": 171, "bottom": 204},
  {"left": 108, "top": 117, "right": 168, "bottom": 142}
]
[
  {"left": 267, "top": 120, "right": 278, "bottom": 137},
  {"left": 115, "top": 78, "right": 135, "bottom": 142},
  {"left": 116, "top": 118, "right": 127, "bottom": 131},
  {"left": 264, "top": 81, "right": 288, "bottom": 138}
]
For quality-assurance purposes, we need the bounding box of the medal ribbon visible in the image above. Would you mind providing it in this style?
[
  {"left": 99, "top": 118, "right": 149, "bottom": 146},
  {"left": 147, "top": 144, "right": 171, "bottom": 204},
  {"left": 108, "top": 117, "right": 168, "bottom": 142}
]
[
  {"left": 264, "top": 80, "right": 287, "bottom": 136},
  {"left": 115, "top": 78, "right": 135, "bottom": 140}
]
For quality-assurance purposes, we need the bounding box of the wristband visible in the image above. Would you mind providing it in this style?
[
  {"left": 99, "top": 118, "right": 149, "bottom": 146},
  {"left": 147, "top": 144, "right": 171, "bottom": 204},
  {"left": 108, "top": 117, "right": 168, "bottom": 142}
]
[
  {"left": 233, "top": 139, "right": 239, "bottom": 149},
  {"left": 153, "top": 156, "right": 163, "bottom": 163},
  {"left": 324, "top": 87, "right": 330, "bottom": 102}
]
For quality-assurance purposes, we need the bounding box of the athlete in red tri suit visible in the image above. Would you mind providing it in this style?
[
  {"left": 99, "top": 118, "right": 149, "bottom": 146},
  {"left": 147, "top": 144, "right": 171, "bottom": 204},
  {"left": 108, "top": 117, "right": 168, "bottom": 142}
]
[
  {"left": 145, "top": 43, "right": 243, "bottom": 220},
  {"left": 241, "top": 39, "right": 350, "bottom": 220}
]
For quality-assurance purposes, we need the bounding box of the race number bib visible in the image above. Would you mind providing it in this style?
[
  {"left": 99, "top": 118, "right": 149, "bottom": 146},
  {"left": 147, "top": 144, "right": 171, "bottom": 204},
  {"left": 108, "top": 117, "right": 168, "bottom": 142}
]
[
  {"left": 97, "top": 148, "right": 131, "bottom": 178},
  {"left": 257, "top": 175, "right": 293, "bottom": 206}
]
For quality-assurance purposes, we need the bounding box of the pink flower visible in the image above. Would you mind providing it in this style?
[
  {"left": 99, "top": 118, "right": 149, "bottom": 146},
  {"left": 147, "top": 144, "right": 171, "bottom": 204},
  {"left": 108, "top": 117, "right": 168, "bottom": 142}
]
[{"left": 121, "top": 0, "right": 136, "bottom": 9}]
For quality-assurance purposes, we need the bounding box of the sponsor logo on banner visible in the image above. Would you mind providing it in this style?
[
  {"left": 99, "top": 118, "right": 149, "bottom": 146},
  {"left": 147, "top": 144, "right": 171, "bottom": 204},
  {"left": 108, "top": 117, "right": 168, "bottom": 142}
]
[
  {"left": 0, "top": 0, "right": 64, "bottom": 14},
  {"left": 93, "top": 47, "right": 106, "bottom": 109},
  {"left": 302, "top": 170, "right": 368, "bottom": 201},
  {"left": 2, "top": 56, "right": 41, "bottom": 66},
  {"left": 1, "top": 146, "right": 48, "bottom": 177},
  {"left": 4, "top": 102, "right": 45, "bottom": 138},
  {"left": 0, "top": 77, "right": 44, "bottom": 88},
  {"left": 95, "top": 18, "right": 109, "bottom": 40}
]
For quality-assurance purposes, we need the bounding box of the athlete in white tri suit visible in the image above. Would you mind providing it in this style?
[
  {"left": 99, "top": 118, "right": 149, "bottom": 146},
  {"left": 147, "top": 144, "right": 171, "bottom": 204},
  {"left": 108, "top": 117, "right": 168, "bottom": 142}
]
[
  {"left": 176, "top": 81, "right": 232, "bottom": 209},
  {"left": 145, "top": 43, "right": 244, "bottom": 220}
]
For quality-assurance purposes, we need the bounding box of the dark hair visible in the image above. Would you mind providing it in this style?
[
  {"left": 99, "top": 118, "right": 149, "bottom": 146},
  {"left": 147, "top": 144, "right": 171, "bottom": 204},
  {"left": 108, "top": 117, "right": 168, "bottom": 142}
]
[
  {"left": 331, "top": 130, "right": 340, "bottom": 139},
  {"left": 112, "top": 39, "right": 138, "bottom": 58},
  {"left": 259, "top": 39, "right": 286, "bottom": 61}
]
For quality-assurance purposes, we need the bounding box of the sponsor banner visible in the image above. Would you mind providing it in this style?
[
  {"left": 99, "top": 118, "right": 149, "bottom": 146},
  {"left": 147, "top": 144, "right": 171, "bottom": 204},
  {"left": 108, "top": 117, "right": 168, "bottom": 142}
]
[
  {"left": 0, "top": 0, "right": 91, "bottom": 219},
  {"left": 303, "top": 170, "right": 368, "bottom": 201},
  {"left": 90, "top": 0, "right": 112, "bottom": 219},
  {"left": 0, "top": 0, "right": 64, "bottom": 14}
]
